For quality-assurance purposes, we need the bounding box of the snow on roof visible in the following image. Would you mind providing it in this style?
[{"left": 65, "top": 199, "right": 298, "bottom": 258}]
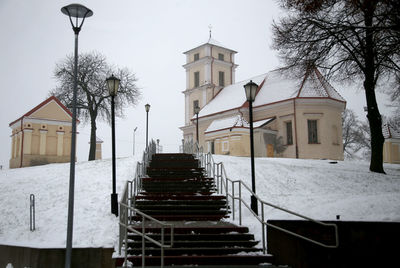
[
  {"left": 200, "top": 68, "right": 345, "bottom": 118},
  {"left": 205, "top": 115, "right": 249, "bottom": 133},
  {"left": 299, "top": 68, "right": 345, "bottom": 101},
  {"left": 184, "top": 37, "right": 237, "bottom": 54},
  {"left": 383, "top": 124, "right": 400, "bottom": 139},
  {"left": 207, "top": 37, "right": 222, "bottom": 47},
  {"left": 205, "top": 115, "right": 275, "bottom": 133},
  {"left": 253, "top": 69, "right": 298, "bottom": 107},
  {"left": 253, "top": 117, "right": 275, "bottom": 128},
  {"left": 199, "top": 73, "right": 267, "bottom": 117}
]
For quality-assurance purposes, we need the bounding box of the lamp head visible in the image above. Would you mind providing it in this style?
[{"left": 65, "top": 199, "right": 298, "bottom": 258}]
[
  {"left": 106, "top": 74, "right": 120, "bottom": 96},
  {"left": 145, "top": 103, "right": 151, "bottom": 112},
  {"left": 61, "top": 4, "right": 93, "bottom": 32},
  {"left": 244, "top": 80, "right": 258, "bottom": 102},
  {"left": 194, "top": 105, "right": 200, "bottom": 115}
]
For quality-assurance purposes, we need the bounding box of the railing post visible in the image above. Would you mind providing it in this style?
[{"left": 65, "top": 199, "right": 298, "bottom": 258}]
[
  {"left": 239, "top": 181, "right": 242, "bottom": 226},
  {"left": 119, "top": 202, "right": 122, "bottom": 256},
  {"left": 30, "top": 194, "right": 35, "bottom": 231},
  {"left": 261, "top": 203, "right": 266, "bottom": 254},
  {"left": 161, "top": 227, "right": 165, "bottom": 268},
  {"left": 124, "top": 204, "right": 128, "bottom": 267},
  {"left": 232, "top": 181, "right": 235, "bottom": 221},
  {"left": 142, "top": 217, "right": 145, "bottom": 268},
  {"left": 225, "top": 175, "right": 229, "bottom": 212}
]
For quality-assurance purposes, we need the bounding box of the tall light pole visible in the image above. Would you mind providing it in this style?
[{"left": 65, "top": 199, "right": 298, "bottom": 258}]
[
  {"left": 194, "top": 105, "right": 200, "bottom": 144},
  {"left": 145, "top": 104, "right": 150, "bottom": 150},
  {"left": 244, "top": 80, "right": 259, "bottom": 216},
  {"left": 61, "top": 4, "right": 93, "bottom": 268},
  {"left": 133, "top": 127, "right": 137, "bottom": 155},
  {"left": 106, "top": 74, "right": 120, "bottom": 217}
]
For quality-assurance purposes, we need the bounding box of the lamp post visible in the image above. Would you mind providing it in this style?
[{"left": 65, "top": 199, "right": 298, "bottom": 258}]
[
  {"left": 244, "top": 80, "right": 259, "bottom": 216},
  {"left": 194, "top": 105, "right": 200, "bottom": 143},
  {"left": 133, "top": 127, "right": 138, "bottom": 155},
  {"left": 61, "top": 4, "right": 93, "bottom": 268},
  {"left": 106, "top": 74, "right": 120, "bottom": 217},
  {"left": 145, "top": 104, "right": 150, "bottom": 150}
]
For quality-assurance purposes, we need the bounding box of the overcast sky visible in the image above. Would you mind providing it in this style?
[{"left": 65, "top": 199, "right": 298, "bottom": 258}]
[{"left": 0, "top": 0, "right": 394, "bottom": 168}]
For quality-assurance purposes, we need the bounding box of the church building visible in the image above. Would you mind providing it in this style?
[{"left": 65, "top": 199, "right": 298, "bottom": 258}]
[
  {"left": 9, "top": 96, "right": 76, "bottom": 168},
  {"left": 180, "top": 37, "right": 346, "bottom": 160}
]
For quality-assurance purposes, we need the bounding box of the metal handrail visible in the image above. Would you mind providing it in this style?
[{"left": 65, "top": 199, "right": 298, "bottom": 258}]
[
  {"left": 119, "top": 202, "right": 174, "bottom": 268},
  {"left": 196, "top": 150, "right": 339, "bottom": 253},
  {"left": 118, "top": 140, "right": 175, "bottom": 268}
]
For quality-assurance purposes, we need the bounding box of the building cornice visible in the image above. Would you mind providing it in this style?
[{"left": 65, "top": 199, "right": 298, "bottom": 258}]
[
  {"left": 183, "top": 56, "right": 237, "bottom": 70},
  {"left": 10, "top": 117, "right": 74, "bottom": 129},
  {"left": 183, "top": 43, "right": 237, "bottom": 55}
]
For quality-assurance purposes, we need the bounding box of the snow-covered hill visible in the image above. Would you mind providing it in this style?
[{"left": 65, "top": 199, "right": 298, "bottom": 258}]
[{"left": 0, "top": 155, "right": 399, "bottom": 248}]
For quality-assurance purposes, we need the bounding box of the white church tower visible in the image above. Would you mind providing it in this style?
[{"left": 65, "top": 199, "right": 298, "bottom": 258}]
[{"left": 181, "top": 33, "right": 238, "bottom": 141}]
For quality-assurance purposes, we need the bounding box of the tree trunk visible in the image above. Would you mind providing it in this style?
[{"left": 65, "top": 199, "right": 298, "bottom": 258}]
[
  {"left": 364, "top": 4, "right": 385, "bottom": 174},
  {"left": 88, "top": 115, "right": 97, "bottom": 161}
]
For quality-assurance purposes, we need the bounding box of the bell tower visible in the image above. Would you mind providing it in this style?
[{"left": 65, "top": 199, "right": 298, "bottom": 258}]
[{"left": 182, "top": 36, "right": 238, "bottom": 126}]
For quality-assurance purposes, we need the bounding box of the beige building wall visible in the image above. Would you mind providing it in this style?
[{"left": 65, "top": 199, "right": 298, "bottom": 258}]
[
  {"left": 211, "top": 47, "right": 233, "bottom": 63},
  {"left": 186, "top": 98, "right": 344, "bottom": 160},
  {"left": 212, "top": 64, "right": 232, "bottom": 87},
  {"left": 95, "top": 143, "right": 102, "bottom": 160},
  {"left": 295, "top": 101, "right": 344, "bottom": 160},
  {"left": 383, "top": 140, "right": 400, "bottom": 164},
  {"left": 9, "top": 97, "right": 74, "bottom": 168}
]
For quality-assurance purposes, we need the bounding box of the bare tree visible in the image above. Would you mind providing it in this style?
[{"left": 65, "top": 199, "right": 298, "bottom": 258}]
[
  {"left": 272, "top": 0, "right": 400, "bottom": 173},
  {"left": 50, "top": 52, "right": 141, "bottom": 160},
  {"left": 342, "top": 109, "right": 371, "bottom": 159},
  {"left": 342, "top": 109, "right": 362, "bottom": 158}
]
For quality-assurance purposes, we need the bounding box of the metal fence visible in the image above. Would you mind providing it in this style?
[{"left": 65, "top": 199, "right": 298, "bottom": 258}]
[
  {"left": 183, "top": 141, "right": 339, "bottom": 253},
  {"left": 118, "top": 140, "right": 174, "bottom": 268}
]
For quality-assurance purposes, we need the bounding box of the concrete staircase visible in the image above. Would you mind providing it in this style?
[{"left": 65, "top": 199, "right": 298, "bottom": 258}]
[{"left": 115, "top": 153, "right": 275, "bottom": 267}]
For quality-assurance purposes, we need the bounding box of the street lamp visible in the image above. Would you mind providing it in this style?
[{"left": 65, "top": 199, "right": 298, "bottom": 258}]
[
  {"left": 145, "top": 104, "right": 150, "bottom": 150},
  {"left": 106, "top": 74, "right": 120, "bottom": 217},
  {"left": 244, "top": 80, "right": 258, "bottom": 216},
  {"left": 194, "top": 105, "right": 200, "bottom": 143},
  {"left": 61, "top": 4, "right": 93, "bottom": 268}
]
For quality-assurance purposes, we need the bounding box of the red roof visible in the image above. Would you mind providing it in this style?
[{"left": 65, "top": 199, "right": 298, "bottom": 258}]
[{"left": 9, "top": 96, "right": 78, "bottom": 127}]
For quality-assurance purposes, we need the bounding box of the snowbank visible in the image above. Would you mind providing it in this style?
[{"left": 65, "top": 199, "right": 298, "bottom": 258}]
[{"left": 0, "top": 154, "right": 399, "bottom": 249}]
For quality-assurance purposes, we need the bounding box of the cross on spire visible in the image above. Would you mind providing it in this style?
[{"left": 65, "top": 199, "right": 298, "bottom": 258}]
[{"left": 208, "top": 24, "right": 212, "bottom": 39}]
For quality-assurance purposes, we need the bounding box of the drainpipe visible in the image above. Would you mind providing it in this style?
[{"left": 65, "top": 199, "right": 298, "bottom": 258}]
[
  {"left": 20, "top": 118, "right": 24, "bottom": 168},
  {"left": 293, "top": 99, "right": 299, "bottom": 158},
  {"left": 230, "top": 53, "right": 233, "bottom": 84}
]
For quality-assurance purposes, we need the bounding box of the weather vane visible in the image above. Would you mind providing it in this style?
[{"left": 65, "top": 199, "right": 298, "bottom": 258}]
[{"left": 208, "top": 24, "right": 212, "bottom": 39}]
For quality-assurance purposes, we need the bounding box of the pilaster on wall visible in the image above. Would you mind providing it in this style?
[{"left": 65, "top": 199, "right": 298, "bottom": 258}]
[
  {"left": 11, "top": 135, "right": 16, "bottom": 158},
  {"left": 17, "top": 132, "right": 22, "bottom": 157},
  {"left": 57, "top": 131, "right": 65, "bottom": 156},
  {"left": 23, "top": 129, "right": 33, "bottom": 155},
  {"left": 39, "top": 129, "right": 48, "bottom": 155}
]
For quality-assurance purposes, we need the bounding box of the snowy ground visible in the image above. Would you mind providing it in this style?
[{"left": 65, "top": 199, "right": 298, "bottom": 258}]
[
  {"left": 0, "top": 154, "right": 399, "bottom": 249},
  {"left": 213, "top": 155, "right": 400, "bottom": 242},
  {"left": 0, "top": 156, "right": 139, "bottom": 248}
]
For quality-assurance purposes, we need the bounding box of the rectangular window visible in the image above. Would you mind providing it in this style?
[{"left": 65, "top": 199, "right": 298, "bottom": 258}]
[
  {"left": 194, "top": 53, "right": 199, "bottom": 61},
  {"left": 218, "top": 71, "right": 225, "bottom": 87},
  {"left": 194, "top": 71, "right": 200, "bottom": 87},
  {"left": 193, "top": 100, "right": 199, "bottom": 114},
  {"left": 286, "top": 121, "right": 293, "bottom": 145},
  {"left": 308, "top": 120, "right": 318, "bottom": 144},
  {"left": 218, "top": 53, "right": 224, "bottom": 61}
]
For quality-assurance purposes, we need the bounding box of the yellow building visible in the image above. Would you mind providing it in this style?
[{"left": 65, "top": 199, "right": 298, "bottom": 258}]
[
  {"left": 89, "top": 136, "right": 103, "bottom": 160},
  {"left": 382, "top": 124, "right": 400, "bottom": 164},
  {"left": 180, "top": 38, "right": 346, "bottom": 160},
  {"left": 9, "top": 96, "right": 76, "bottom": 168}
]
